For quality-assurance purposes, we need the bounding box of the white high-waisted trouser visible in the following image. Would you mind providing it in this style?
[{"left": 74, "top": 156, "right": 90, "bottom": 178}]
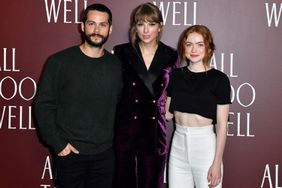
[{"left": 168, "top": 124, "right": 223, "bottom": 188}]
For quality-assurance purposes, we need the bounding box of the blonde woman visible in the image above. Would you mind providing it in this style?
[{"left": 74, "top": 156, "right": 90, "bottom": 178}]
[{"left": 114, "top": 3, "right": 178, "bottom": 188}]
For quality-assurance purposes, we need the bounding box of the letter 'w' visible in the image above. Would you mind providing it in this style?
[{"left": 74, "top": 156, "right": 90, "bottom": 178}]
[
  {"left": 44, "top": 0, "right": 62, "bottom": 23},
  {"left": 265, "top": 3, "right": 282, "bottom": 27}
]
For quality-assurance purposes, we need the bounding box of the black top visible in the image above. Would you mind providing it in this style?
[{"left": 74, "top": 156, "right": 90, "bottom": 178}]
[
  {"left": 34, "top": 46, "right": 122, "bottom": 155},
  {"left": 167, "top": 67, "right": 231, "bottom": 124}
]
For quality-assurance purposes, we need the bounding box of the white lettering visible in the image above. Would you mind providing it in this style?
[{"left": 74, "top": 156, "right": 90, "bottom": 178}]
[
  {"left": 0, "top": 76, "right": 17, "bottom": 100},
  {"left": 0, "top": 106, "right": 35, "bottom": 130},
  {"left": 227, "top": 112, "right": 254, "bottom": 137},
  {"left": 18, "top": 77, "right": 37, "bottom": 101},
  {"left": 64, "top": 0, "right": 72, "bottom": 23},
  {"left": 154, "top": 1, "right": 170, "bottom": 24},
  {"left": 0, "top": 106, "right": 6, "bottom": 128},
  {"left": 236, "top": 83, "right": 256, "bottom": 107},
  {"left": 1, "top": 48, "right": 19, "bottom": 72},
  {"left": 0, "top": 76, "right": 37, "bottom": 101},
  {"left": 184, "top": 2, "right": 196, "bottom": 26},
  {"left": 172, "top": 2, "right": 181, "bottom": 26},
  {"left": 8, "top": 106, "right": 17, "bottom": 130},
  {"left": 230, "top": 83, "right": 256, "bottom": 107},
  {"left": 227, "top": 112, "right": 234, "bottom": 136},
  {"left": 261, "top": 164, "right": 273, "bottom": 188},
  {"left": 276, "top": 164, "right": 282, "bottom": 188},
  {"left": 75, "top": 0, "right": 88, "bottom": 23},
  {"left": 40, "top": 185, "right": 51, "bottom": 188},
  {"left": 261, "top": 164, "right": 281, "bottom": 188},
  {"left": 41, "top": 156, "right": 53, "bottom": 180},
  {"left": 153, "top": 1, "right": 197, "bottom": 26},
  {"left": 210, "top": 53, "right": 238, "bottom": 78},
  {"left": 44, "top": 0, "right": 62, "bottom": 23},
  {"left": 246, "top": 113, "right": 254, "bottom": 137},
  {"left": 265, "top": 3, "right": 282, "bottom": 27},
  {"left": 19, "top": 106, "right": 35, "bottom": 130},
  {"left": 44, "top": 0, "right": 88, "bottom": 24}
]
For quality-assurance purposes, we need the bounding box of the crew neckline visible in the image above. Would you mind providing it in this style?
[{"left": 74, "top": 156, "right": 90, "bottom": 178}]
[
  {"left": 186, "top": 66, "right": 214, "bottom": 74},
  {"left": 78, "top": 45, "right": 107, "bottom": 59}
]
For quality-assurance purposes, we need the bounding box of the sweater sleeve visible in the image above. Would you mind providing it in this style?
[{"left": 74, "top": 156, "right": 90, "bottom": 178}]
[{"left": 33, "top": 56, "right": 68, "bottom": 154}]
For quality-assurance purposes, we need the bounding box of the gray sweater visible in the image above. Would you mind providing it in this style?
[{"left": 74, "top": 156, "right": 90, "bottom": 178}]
[{"left": 34, "top": 46, "right": 122, "bottom": 155}]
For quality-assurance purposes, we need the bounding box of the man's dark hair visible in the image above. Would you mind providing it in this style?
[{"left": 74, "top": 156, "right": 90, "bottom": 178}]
[{"left": 82, "top": 3, "right": 112, "bottom": 25}]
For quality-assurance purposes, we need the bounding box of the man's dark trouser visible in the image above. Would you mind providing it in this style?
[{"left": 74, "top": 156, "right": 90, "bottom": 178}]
[{"left": 55, "top": 148, "right": 115, "bottom": 188}]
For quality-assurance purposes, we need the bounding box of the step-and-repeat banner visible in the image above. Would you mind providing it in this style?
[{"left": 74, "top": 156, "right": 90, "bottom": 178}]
[{"left": 0, "top": 0, "right": 281, "bottom": 187}]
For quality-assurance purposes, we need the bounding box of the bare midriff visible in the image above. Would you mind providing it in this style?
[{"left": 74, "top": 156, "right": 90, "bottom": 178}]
[{"left": 174, "top": 111, "right": 213, "bottom": 127}]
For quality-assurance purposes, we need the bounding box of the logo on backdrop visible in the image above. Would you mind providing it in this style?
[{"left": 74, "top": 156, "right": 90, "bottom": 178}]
[
  {"left": 260, "top": 164, "right": 281, "bottom": 188},
  {"left": 43, "top": 0, "right": 198, "bottom": 25},
  {"left": 265, "top": 3, "right": 282, "bottom": 27},
  {"left": 44, "top": 0, "right": 88, "bottom": 23},
  {"left": 43, "top": 1, "right": 282, "bottom": 28},
  {"left": 40, "top": 155, "right": 56, "bottom": 188},
  {"left": 153, "top": 1, "right": 197, "bottom": 26},
  {"left": 0, "top": 48, "right": 36, "bottom": 130}
]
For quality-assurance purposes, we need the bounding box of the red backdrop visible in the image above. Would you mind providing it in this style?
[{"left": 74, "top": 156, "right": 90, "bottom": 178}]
[{"left": 1, "top": 0, "right": 281, "bottom": 187}]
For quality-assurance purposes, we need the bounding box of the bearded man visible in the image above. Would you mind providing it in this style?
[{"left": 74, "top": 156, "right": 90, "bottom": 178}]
[{"left": 34, "top": 4, "right": 122, "bottom": 188}]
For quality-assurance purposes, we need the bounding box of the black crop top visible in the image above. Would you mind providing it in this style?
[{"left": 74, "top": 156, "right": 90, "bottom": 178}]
[{"left": 167, "top": 67, "right": 231, "bottom": 124}]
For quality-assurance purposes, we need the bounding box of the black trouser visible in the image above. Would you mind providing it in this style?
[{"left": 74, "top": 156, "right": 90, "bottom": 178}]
[
  {"left": 114, "top": 151, "right": 167, "bottom": 188},
  {"left": 55, "top": 148, "right": 115, "bottom": 188}
]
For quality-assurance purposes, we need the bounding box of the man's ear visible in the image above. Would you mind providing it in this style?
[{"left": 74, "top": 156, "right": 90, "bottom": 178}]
[
  {"left": 109, "top": 25, "right": 113, "bottom": 35},
  {"left": 81, "top": 22, "right": 85, "bottom": 32}
]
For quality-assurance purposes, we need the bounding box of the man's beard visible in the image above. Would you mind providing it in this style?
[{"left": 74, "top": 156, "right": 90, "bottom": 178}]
[{"left": 83, "top": 32, "right": 109, "bottom": 48}]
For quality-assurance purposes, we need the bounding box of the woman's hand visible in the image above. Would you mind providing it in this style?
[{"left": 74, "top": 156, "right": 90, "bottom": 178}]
[
  {"left": 165, "top": 111, "right": 174, "bottom": 121},
  {"left": 207, "top": 163, "right": 221, "bottom": 187},
  {"left": 165, "top": 96, "right": 173, "bottom": 121}
]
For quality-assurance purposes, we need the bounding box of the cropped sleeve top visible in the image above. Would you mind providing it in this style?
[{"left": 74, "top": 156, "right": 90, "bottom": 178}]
[{"left": 167, "top": 67, "right": 231, "bottom": 124}]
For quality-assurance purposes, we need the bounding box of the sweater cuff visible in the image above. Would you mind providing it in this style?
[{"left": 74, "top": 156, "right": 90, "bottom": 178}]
[{"left": 48, "top": 137, "right": 69, "bottom": 155}]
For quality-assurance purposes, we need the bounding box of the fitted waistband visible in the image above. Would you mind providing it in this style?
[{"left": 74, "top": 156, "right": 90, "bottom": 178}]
[{"left": 175, "top": 124, "right": 214, "bottom": 135}]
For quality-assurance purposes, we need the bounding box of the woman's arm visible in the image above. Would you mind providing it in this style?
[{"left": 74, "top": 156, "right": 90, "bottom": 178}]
[
  {"left": 208, "top": 104, "right": 229, "bottom": 187},
  {"left": 165, "top": 96, "right": 174, "bottom": 121}
]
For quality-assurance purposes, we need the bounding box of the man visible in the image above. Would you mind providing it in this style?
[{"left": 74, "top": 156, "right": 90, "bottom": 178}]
[{"left": 34, "top": 4, "right": 122, "bottom": 188}]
